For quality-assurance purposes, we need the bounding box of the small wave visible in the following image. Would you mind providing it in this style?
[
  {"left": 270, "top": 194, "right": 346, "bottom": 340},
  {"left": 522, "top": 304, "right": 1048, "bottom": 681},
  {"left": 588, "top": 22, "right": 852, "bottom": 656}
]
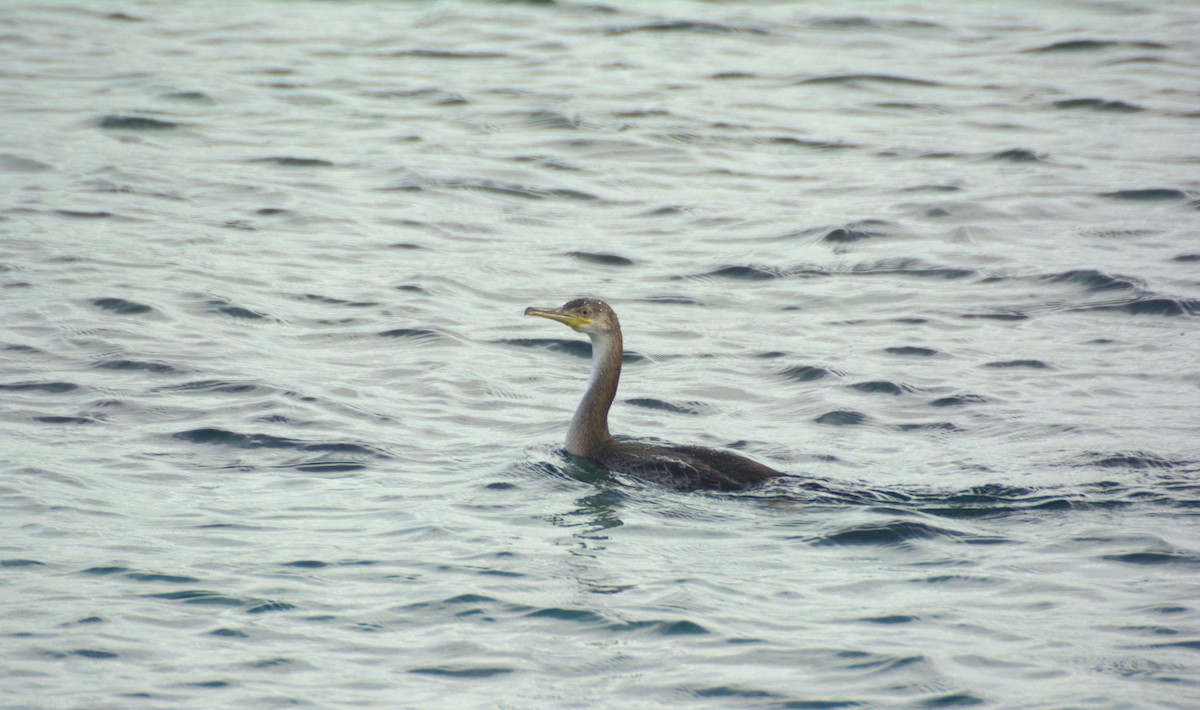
[
  {"left": 895, "top": 422, "right": 960, "bottom": 432},
  {"left": 1043, "top": 269, "right": 1139, "bottom": 291},
  {"left": 1082, "top": 298, "right": 1199, "bottom": 316},
  {"left": 1102, "top": 551, "right": 1200, "bottom": 567},
  {"left": 885, "top": 346, "right": 938, "bottom": 357},
  {"left": 929, "top": 394, "right": 986, "bottom": 408},
  {"left": 605, "top": 20, "right": 771, "bottom": 36},
  {"left": 1084, "top": 452, "right": 1189, "bottom": 470},
  {"left": 161, "top": 90, "right": 212, "bottom": 103},
  {"left": 520, "top": 109, "right": 580, "bottom": 130},
  {"left": 815, "top": 410, "right": 867, "bottom": 426},
  {"left": 156, "top": 380, "right": 257, "bottom": 394},
  {"left": 205, "top": 299, "right": 268, "bottom": 320},
  {"left": 173, "top": 427, "right": 382, "bottom": 457},
  {"left": 55, "top": 210, "right": 123, "bottom": 220},
  {"left": 97, "top": 114, "right": 181, "bottom": 131},
  {"left": 989, "top": 148, "right": 1049, "bottom": 163},
  {"left": 34, "top": 416, "right": 95, "bottom": 425},
  {"left": 248, "top": 156, "right": 335, "bottom": 168},
  {"left": 984, "top": 359, "right": 1049, "bottom": 369},
  {"left": 793, "top": 73, "right": 943, "bottom": 87},
  {"left": 408, "top": 666, "right": 514, "bottom": 678},
  {"left": 565, "top": 251, "right": 634, "bottom": 267},
  {"left": 1026, "top": 39, "right": 1167, "bottom": 53},
  {"left": 388, "top": 49, "right": 509, "bottom": 60},
  {"left": 526, "top": 607, "right": 607, "bottom": 623},
  {"left": 849, "top": 381, "right": 906, "bottom": 395},
  {"left": 0, "top": 154, "right": 51, "bottom": 172},
  {"left": 300, "top": 294, "right": 379, "bottom": 307},
  {"left": 92, "top": 297, "right": 152, "bottom": 315},
  {"left": 379, "top": 327, "right": 443, "bottom": 340},
  {"left": 94, "top": 359, "right": 179, "bottom": 374},
  {"left": 823, "top": 226, "right": 889, "bottom": 242},
  {"left": 461, "top": 180, "right": 599, "bottom": 202},
  {"left": 813, "top": 521, "right": 968, "bottom": 547},
  {"left": 768, "top": 136, "right": 858, "bottom": 151},
  {"left": 2, "top": 559, "right": 46, "bottom": 567},
  {"left": 702, "top": 265, "right": 782, "bottom": 280},
  {"left": 780, "top": 365, "right": 833, "bottom": 382},
  {"left": 609, "top": 619, "right": 708, "bottom": 636},
  {"left": 625, "top": 398, "right": 702, "bottom": 415},
  {"left": 1099, "top": 188, "right": 1189, "bottom": 201},
  {"left": 1053, "top": 98, "right": 1144, "bottom": 112},
  {"left": 0, "top": 381, "right": 80, "bottom": 393},
  {"left": 960, "top": 311, "right": 1029, "bottom": 321}
]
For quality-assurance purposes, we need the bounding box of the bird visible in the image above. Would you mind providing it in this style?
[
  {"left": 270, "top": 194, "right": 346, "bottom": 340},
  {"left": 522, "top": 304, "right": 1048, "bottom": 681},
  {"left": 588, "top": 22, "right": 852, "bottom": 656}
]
[{"left": 524, "top": 298, "right": 783, "bottom": 491}]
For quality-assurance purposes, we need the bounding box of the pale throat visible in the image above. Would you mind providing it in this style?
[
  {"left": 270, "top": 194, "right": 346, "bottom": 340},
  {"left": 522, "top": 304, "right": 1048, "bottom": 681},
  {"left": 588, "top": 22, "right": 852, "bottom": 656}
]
[{"left": 565, "top": 327, "right": 622, "bottom": 456}]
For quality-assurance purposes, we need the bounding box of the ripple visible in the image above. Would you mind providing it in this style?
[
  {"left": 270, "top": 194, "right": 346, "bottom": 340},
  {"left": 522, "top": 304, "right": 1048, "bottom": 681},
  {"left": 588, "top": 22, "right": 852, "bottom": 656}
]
[
  {"left": 501, "top": 338, "right": 645, "bottom": 364},
  {"left": 1085, "top": 452, "right": 1185, "bottom": 470},
  {"left": 794, "top": 73, "right": 943, "bottom": 87},
  {"left": 388, "top": 49, "right": 509, "bottom": 60},
  {"left": 812, "top": 521, "right": 968, "bottom": 546},
  {"left": 0, "top": 154, "right": 51, "bottom": 172},
  {"left": 156, "top": 380, "right": 258, "bottom": 394},
  {"left": 34, "top": 416, "right": 95, "bottom": 425},
  {"left": 605, "top": 20, "right": 771, "bottom": 36},
  {"left": 989, "top": 148, "right": 1049, "bottom": 163},
  {"left": 780, "top": 365, "right": 833, "bottom": 382},
  {"left": 92, "top": 297, "right": 153, "bottom": 315},
  {"left": 821, "top": 224, "right": 894, "bottom": 243},
  {"left": 1099, "top": 188, "right": 1189, "bottom": 202},
  {"left": 702, "top": 265, "right": 782, "bottom": 280},
  {"left": 205, "top": 299, "right": 268, "bottom": 320},
  {"left": 2, "top": 559, "right": 46, "bottom": 567},
  {"left": 526, "top": 607, "right": 606, "bottom": 623},
  {"left": 566, "top": 251, "right": 634, "bottom": 267},
  {"left": 249, "top": 156, "right": 336, "bottom": 168},
  {"left": 1053, "top": 98, "right": 1145, "bottom": 112},
  {"left": 625, "top": 398, "right": 702, "bottom": 415},
  {"left": 929, "top": 394, "right": 986, "bottom": 407},
  {"left": 408, "top": 666, "right": 514, "bottom": 678},
  {"left": 145, "top": 590, "right": 246, "bottom": 607},
  {"left": 1083, "top": 298, "right": 1198, "bottom": 317},
  {"left": 1102, "top": 551, "right": 1200, "bottom": 567},
  {"left": 97, "top": 114, "right": 181, "bottom": 131},
  {"left": 815, "top": 410, "right": 866, "bottom": 426},
  {"left": 378, "top": 327, "right": 443, "bottom": 340},
  {"left": 0, "top": 381, "right": 80, "bottom": 393},
  {"left": 849, "top": 380, "right": 905, "bottom": 395},
  {"left": 984, "top": 359, "right": 1049, "bottom": 369},
  {"left": 173, "top": 427, "right": 382, "bottom": 457},
  {"left": 654, "top": 619, "right": 707, "bottom": 635},
  {"left": 71, "top": 649, "right": 118, "bottom": 659},
  {"left": 917, "top": 691, "right": 987, "bottom": 707},
  {"left": 885, "top": 346, "right": 938, "bottom": 357},
  {"left": 56, "top": 210, "right": 122, "bottom": 220},
  {"left": 1026, "top": 39, "right": 1167, "bottom": 53},
  {"left": 94, "top": 359, "right": 179, "bottom": 374}
]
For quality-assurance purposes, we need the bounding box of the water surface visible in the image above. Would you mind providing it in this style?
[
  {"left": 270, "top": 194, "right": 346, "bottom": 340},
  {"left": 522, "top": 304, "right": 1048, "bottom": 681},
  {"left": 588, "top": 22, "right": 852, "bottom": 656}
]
[{"left": 1, "top": 1, "right": 1198, "bottom": 707}]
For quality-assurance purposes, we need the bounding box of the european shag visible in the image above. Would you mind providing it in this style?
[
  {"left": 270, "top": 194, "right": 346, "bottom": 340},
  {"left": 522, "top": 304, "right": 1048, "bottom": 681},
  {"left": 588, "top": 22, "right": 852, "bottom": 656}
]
[{"left": 524, "top": 298, "right": 782, "bottom": 491}]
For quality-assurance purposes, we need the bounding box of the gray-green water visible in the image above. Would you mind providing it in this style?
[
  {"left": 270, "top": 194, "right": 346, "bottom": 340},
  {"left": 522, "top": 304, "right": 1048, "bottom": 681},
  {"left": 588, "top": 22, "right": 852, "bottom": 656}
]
[{"left": 2, "top": 1, "right": 1198, "bottom": 707}]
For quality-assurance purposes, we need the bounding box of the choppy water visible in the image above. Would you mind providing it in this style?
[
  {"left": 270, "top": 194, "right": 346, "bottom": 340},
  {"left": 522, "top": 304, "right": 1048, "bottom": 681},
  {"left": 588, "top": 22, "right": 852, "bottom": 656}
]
[{"left": 2, "top": 0, "right": 1199, "bottom": 707}]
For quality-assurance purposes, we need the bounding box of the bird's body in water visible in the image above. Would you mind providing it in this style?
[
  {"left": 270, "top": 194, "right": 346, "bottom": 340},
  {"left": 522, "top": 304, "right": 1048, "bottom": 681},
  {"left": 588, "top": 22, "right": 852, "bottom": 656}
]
[{"left": 524, "top": 298, "right": 783, "bottom": 491}]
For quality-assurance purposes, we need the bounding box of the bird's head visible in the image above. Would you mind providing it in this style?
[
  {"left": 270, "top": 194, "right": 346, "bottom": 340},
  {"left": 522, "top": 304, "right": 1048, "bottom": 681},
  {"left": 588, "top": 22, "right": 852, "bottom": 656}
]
[{"left": 524, "top": 298, "right": 618, "bottom": 337}]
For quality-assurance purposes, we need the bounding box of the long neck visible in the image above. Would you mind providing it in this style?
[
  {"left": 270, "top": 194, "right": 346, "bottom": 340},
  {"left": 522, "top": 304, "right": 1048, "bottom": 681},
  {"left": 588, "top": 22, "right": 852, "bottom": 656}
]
[{"left": 566, "top": 325, "right": 622, "bottom": 456}]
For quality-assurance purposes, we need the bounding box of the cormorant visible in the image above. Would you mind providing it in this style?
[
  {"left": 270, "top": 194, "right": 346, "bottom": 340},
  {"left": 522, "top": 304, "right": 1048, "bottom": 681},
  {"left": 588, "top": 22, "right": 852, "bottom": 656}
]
[{"left": 524, "top": 298, "right": 783, "bottom": 490}]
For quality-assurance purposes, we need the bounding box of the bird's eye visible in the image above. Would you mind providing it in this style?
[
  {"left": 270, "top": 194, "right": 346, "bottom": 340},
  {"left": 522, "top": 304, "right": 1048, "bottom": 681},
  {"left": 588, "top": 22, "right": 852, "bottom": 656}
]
[{"left": 581, "top": 308, "right": 590, "bottom": 317}]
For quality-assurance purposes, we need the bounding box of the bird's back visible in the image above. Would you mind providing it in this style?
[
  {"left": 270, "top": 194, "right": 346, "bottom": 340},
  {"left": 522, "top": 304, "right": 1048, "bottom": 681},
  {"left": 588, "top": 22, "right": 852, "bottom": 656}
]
[{"left": 592, "top": 440, "right": 781, "bottom": 491}]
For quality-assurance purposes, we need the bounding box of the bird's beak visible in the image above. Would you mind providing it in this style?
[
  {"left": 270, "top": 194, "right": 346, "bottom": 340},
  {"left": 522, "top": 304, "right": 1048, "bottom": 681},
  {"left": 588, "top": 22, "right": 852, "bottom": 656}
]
[{"left": 524, "top": 306, "right": 590, "bottom": 328}]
